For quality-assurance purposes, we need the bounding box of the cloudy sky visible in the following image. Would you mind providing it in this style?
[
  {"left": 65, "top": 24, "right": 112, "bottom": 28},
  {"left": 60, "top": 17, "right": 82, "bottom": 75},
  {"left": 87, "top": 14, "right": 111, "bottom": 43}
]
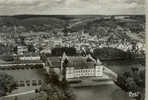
[{"left": 0, "top": 0, "right": 145, "bottom": 15}]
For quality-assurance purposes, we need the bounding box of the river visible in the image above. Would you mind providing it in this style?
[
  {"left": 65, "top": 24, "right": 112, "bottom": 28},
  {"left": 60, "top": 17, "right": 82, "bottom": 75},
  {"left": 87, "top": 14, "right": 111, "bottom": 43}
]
[
  {"left": 73, "top": 85, "right": 135, "bottom": 100},
  {"left": 72, "top": 59, "right": 145, "bottom": 100}
]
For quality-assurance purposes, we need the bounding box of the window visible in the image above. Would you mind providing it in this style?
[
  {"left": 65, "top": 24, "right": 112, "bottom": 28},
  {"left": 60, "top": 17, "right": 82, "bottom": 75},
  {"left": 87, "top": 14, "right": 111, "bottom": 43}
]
[
  {"left": 11, "top": 67, "right": 15, "bottom": 70},
  {"left": 32, "top": 80, "right": 37, "bottom": 86},
  {"left": 16, "top": 68, "right": 19, "bottom": 70},
  {"left": 85, "top": 73, "right": 87, "bottom": 76},
  {"left": 31, "top": 67, "right": 34, "bottom": 69},
  {"left": 26, "top": 80, "right": 30, "bottom": 86},
  {"left": 78, "top": 70, "right": 80, "bottom": 73},
  {"left": 38, "top": 80, "right": 42, "bottom": 85},
  {"left": 19, "top": 81, "right": 25, "bottom": 87}
]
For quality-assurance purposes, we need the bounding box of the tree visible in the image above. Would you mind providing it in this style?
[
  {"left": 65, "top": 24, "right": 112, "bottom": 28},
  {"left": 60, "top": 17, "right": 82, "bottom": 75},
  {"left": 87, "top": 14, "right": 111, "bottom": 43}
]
[
  {"left": 34, "top": 71, "right": 75, "bottom": 100},
  {"left": 93, "top": 47, "right": 129, "bottom": 60},
  {"left": 115, "top": 67, "right": 145, "bottom": 100},
  {"left": 28, "top": 45, "right": 36, "bottom": 52},
  {"left": 1, "top": 54, "right": 14, "bottom": 61},
  {"left": 0, "top": 72, "right": 17, "bottom": 97}
]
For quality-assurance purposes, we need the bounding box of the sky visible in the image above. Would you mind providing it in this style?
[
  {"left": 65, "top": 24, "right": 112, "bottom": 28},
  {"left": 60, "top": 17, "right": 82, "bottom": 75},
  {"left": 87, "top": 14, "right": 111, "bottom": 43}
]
[{"left": 0, "top": 0, "right": 145, "bottom": 15}]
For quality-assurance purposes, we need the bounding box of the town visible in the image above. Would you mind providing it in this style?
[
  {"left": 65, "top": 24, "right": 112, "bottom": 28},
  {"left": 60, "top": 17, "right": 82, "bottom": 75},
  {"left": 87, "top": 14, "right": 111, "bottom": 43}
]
[{"left": 0, "top": 15, "right": 145, "bottom": 100}]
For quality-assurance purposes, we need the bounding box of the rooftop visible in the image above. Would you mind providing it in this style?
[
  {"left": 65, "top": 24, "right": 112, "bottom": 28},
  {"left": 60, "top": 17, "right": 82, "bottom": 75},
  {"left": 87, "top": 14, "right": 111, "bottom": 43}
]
[{"left": 46, "top": 56, "right": 102, "bottom": 69}]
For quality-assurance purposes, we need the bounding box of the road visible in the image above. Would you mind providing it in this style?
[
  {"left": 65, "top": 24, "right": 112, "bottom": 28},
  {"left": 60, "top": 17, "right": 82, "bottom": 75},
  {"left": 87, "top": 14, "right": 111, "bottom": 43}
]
[
  {"left": 103, "top": 66, "right": 118, "bottom": 81},
  {"left": 0, "top": 90, "right": 35, "bottom": 99}
]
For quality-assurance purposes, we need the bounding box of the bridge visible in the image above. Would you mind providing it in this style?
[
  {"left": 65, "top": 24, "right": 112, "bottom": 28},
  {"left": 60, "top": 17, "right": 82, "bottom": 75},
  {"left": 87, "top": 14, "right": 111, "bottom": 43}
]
[{"left": 0, "top": 63, "right": 44, "bottom": 70}]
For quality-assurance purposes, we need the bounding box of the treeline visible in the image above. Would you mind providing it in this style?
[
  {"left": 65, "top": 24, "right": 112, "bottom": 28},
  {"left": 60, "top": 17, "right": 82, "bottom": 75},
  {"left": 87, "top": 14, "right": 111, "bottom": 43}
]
[
  {"left": 51, "top": 47, "right": 77, "bottom": 56},
  {"left": 93, "top": 47, "right": 134, "bottom": 60}
]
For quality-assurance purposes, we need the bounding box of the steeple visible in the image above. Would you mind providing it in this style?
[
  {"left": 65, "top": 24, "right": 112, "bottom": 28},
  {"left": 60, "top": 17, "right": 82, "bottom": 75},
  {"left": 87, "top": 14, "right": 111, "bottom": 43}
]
[{"left": 60, "top": 52, "right": 69, "bottom": 81}]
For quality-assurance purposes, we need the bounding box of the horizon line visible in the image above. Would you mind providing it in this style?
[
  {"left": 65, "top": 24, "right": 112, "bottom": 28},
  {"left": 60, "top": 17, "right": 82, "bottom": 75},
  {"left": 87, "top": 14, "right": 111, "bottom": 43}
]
[{"left": 0, "top": 14, "right": 145, "bottom": 16}]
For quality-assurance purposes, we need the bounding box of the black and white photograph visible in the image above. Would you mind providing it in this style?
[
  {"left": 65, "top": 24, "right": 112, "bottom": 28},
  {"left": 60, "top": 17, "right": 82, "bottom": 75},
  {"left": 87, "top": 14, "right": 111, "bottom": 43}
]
[{"left": 0, "top": 0, "right": 145, "bottom": 100}]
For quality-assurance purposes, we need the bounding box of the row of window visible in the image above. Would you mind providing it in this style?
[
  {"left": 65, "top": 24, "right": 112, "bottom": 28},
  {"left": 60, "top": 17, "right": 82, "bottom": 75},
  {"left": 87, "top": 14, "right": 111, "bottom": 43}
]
[
  {"left": 16, "top": 80, "right": 42, "bottom": 87},
  {"left": 66, "top": 71, "right": 103, "bottom": 78},
  {"left": 67, "top": 68, "right": 95, "bottom": 74},
  {"left": 66, "top": 68, "right": 103, "bottom": 78},
  {"left": 75, "top": 72, "right": 95, "bottom": 77},
  {"left": 19, "top": 57, "right": 40, "bottom": 60},
  {"left": 66, "top": 72, "right": 96, "bottom": 78}
]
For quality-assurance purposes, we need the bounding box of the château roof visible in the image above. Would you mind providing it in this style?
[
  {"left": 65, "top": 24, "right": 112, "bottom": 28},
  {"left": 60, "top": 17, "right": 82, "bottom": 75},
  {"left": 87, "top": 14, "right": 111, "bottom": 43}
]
[{"left": 46, "top": 56, "right": 102, "bottom": 69}]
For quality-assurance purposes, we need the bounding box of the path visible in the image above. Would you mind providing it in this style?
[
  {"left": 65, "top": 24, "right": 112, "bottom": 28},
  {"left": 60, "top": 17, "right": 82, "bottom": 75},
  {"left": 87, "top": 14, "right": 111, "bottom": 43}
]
[
  {"left": 103, "top": 66, "right": 118, "bottom": 81},
  {"left": 0, "top": 90, "right": 35, "bottom": 99}
]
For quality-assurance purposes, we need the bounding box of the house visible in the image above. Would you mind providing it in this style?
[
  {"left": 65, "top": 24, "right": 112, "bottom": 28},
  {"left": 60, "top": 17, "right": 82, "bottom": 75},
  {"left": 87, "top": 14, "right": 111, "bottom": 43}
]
[
  {"left": 17, "top": 45, "right": 28, "bottom": 55},
  {"left": 18, "top": 54, "right": 41, "bottom": 61},
  {"left": 40, "top": 47, "right": 52, "bottom": 54},
  {"left": 53, "top": 39, "right": 63, "bottom": 47},
  {"left": 45, "top": 53, "right": 103, "bottom": 80}
]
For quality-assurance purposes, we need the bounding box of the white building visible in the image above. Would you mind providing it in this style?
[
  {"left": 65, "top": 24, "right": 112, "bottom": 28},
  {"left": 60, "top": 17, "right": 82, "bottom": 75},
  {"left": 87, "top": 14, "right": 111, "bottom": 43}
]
[
  {"left": 18, "top": 53, "right": 41, "bottom": 61},
  {"left": 19, "top": 56, "right": 40, "bottom": 61},
  {"left": 46, "top": 54, "right": 103, "bottom": 80}
]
